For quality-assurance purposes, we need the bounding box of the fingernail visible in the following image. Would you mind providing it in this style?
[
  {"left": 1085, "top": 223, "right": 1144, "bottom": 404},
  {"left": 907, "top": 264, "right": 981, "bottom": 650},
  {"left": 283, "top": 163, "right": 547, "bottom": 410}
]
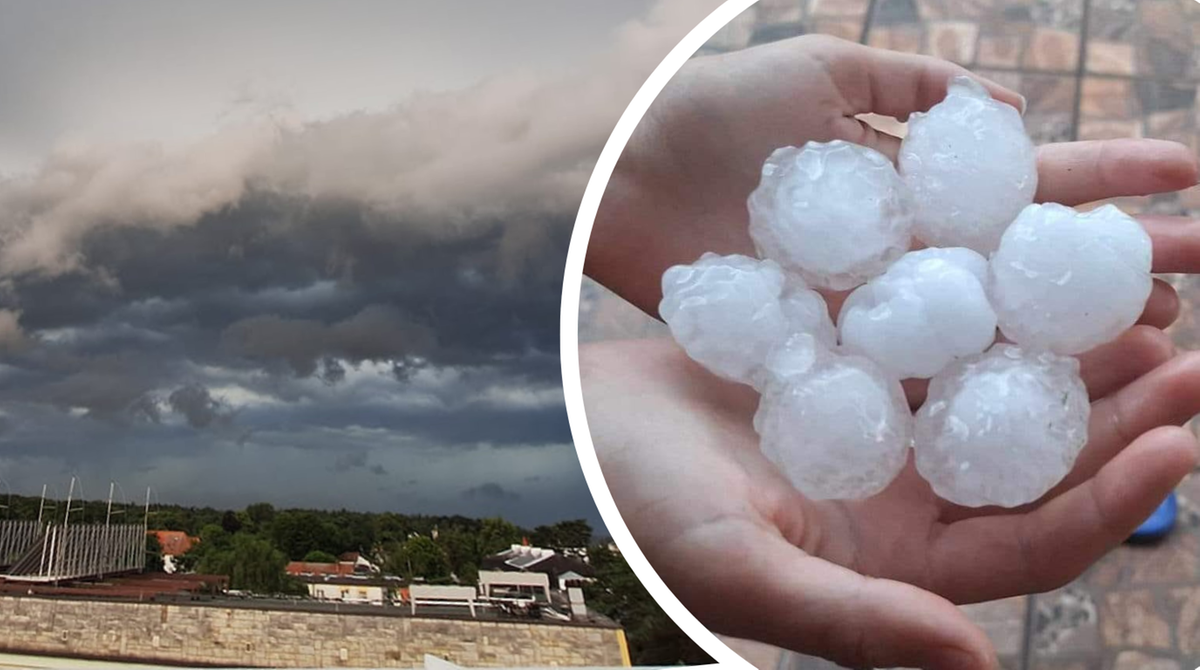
[{"left": 1017, "top": 94, "right": 1027, "bottom": 117}]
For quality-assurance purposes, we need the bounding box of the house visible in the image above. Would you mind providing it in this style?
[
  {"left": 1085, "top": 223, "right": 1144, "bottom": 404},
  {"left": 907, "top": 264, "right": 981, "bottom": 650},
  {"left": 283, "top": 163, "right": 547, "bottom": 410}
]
[
  {"left": 300, "top": 575, "right": 394, "bottom": 605},
  {"left": 481, "top": 544, "right": 595, "bottom": 591},
  {"left": 285, "top": 561, "right": 356, "bottom": 578},
  {"left": 147, "top": 530, "right": 199, "bottom": 575},
  {"left": 337, "top": 551, "right": 379, "bottom": 573}
]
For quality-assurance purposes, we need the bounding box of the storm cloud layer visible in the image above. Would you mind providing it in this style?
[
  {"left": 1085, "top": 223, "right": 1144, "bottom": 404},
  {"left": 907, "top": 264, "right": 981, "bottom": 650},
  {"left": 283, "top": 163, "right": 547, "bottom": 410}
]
[{"left": 0, "top": 0, "right": 721, "bottom": 526}]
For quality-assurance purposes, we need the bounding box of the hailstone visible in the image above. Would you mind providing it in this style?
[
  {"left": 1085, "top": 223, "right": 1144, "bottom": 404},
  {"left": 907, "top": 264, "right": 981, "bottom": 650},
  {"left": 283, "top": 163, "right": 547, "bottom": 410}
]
[
  {"left": 659, "top": 253, "right": 834, "bottom": 385},
  {"left": 754, "top": 334, "right": 913, "bottom": 500},
  {"left": 899, "top": 76, "right": 1037, "bottom": 254},
  {"left": 990, "top": 203, "right": 1153, "bottom": 355},
  {"left": 914, "top": 345, "right": 1090, "bottom": 508},
  {"left": 839, "top": 247, "right": 997, "bottom": 379},
  {"left": 748, "top": 140, "right": 913, "bottom": 291}
]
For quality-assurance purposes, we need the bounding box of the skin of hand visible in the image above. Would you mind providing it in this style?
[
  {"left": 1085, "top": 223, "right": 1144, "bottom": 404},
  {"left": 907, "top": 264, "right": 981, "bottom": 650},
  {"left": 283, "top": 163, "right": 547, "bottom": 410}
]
[{"left": 579, "top": 35, "right": 1200, "bottom": 670}]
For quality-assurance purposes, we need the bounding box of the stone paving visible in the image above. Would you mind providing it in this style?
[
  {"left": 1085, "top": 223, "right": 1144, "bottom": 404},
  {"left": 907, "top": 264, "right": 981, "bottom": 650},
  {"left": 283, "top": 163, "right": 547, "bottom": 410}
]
[{"left": 579, "top": 0, "right": 1200, "bottom": 668}]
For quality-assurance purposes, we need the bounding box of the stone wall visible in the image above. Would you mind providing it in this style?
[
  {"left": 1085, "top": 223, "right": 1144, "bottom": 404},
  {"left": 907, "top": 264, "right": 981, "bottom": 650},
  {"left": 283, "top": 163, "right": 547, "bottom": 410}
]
[{"left": 0, "top": 596, "right": 629, "bottom": 668}]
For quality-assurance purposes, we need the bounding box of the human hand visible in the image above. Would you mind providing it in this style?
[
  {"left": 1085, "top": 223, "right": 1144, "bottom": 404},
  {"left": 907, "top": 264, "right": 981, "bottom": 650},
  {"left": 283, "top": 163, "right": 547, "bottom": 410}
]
[
  {"left": 580, "top": 33, "right": 1200, "bottom": 670},
  {"left": 581, "top": 324, "right": 1200, "bottom": 669},
  {"left": 585, "top": 34, "right": 1198, "bottom": 322}
]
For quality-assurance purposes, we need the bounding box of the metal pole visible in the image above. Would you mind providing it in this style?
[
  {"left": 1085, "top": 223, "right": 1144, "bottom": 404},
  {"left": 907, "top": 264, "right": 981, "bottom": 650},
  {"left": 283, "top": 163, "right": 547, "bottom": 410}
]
[
  {"left": 106, "top": 482, "right": 114, "bottom": 528},
  {"left": 36, "top": 484, "right": 46, "bottom": 526},
  {"left": 64, "top": 477, "right": 75, "bottom": 526}
]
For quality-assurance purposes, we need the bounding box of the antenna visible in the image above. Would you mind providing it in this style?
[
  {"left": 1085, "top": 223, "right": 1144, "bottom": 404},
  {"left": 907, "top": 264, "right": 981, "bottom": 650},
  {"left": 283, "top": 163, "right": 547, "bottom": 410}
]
[
  {"left": 144, "top": 486, "right": 151, "bottom": 527},
  {"left": 106, "top": 481, "right": 114, "bottom": 528}
]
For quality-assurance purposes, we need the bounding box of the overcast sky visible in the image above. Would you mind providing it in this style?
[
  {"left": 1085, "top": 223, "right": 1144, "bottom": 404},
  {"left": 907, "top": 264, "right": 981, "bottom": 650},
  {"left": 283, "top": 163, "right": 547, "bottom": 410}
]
[{"left": 0, "top": 0, "right": 719, "bottom": 528}]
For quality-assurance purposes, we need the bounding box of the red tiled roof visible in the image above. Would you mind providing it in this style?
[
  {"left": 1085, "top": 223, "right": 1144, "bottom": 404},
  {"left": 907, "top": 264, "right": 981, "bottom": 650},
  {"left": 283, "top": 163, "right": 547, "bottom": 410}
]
[
  {"left": 148, "top": 530, "right": 197, "bottom": 557},
  {"left": 285, "top": 561, "right": 355, "bottom": 577}
]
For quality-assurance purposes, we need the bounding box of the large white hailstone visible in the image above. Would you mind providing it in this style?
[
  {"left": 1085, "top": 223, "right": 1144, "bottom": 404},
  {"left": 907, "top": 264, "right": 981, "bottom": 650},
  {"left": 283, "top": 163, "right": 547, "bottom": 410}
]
[
  {"left": 659, "top": 253, "right": 835, "bottom": 385},
  {"left": 899, "top": 76, "right": 1037, "bottom": 254},
  {"left": 989, "top": 203, "right": 1153, "bottom": 355},
  {"left": 914, "top": 345, "right": 1090, "bottom": 508},
  {"left": 748, "top": 140, "right": 913, "bottom": 291},
  {"left": 838, "top": 247, "right": 997, "bottom": 379},
  {"left": 754, "top": 334, "right": 913, "bottom": 500}
]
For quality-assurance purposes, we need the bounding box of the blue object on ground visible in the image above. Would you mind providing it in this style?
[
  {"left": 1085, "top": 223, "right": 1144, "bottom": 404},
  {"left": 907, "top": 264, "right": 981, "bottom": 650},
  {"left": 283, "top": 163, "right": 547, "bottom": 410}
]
[{"left": 1129, "top": 491, "right": 1177, "bottom": 542}]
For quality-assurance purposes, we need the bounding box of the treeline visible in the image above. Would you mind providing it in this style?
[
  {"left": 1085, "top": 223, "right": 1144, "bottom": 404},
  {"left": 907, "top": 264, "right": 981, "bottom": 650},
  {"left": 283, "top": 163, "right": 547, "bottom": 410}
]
[{"left": 1, "top": 494, "right": 708, "bottom": 664}]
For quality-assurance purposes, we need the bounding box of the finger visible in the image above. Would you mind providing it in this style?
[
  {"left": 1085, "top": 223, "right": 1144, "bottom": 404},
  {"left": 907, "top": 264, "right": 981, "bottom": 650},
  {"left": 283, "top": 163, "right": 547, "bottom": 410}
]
[
  {"left": 682, "top": 524, "right": 997, "bottom": 670},
  {"left": 836, "top": 117, "right": 902, "bottom": 162},
  {"left": 1060, "top": 350, "right": 1200, "bottom": 496},
  {"left": 1077, "top": 325, "right": 1175, "bottom": 400},
  {"left": 1139, "top": 279, "right": 1180, "bottom": 329},
  {"left": 1142, "top": 215, "right": 1200, "bottom": 273},
  {"left": 824, "top": 37, "right": 1024, "bottom": 119},
  {"left": 1034, "top": 139, "right": 1199, "bottom": 206},
  {"left": 928, "top": 425, "right": 1196, "bottom": 602}
]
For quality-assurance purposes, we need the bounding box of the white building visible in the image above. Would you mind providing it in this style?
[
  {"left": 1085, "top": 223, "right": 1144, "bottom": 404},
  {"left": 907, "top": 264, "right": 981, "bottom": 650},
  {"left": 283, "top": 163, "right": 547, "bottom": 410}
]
[{"left": 301, "top": 576, "right": 393, "bottom": 605}]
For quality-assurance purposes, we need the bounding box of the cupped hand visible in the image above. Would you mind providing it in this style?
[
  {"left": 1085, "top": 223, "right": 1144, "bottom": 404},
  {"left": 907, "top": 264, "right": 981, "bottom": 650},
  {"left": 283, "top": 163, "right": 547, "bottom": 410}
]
[
  {"left": 587, "top": 34, "right": 1199, "bottom": 320},
  {"left": 582, "top": 325, "right": 1199, "bottom": 669},
  {"left": 581, "top": 34, "right": 1200, "bottom": 670}
]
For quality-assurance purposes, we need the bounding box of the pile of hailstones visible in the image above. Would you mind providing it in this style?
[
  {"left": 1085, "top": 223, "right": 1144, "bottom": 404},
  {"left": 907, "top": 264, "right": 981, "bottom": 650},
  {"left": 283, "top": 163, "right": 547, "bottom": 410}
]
[{"left": 659, "top": 76, "right": 1153, "bottom": 508}]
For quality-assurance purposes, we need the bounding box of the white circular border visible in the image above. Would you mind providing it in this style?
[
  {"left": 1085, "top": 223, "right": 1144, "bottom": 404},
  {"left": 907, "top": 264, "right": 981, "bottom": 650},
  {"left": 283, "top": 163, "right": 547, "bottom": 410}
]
[{"left": 560, "top": 1, "right": 760, "bottom": 668}]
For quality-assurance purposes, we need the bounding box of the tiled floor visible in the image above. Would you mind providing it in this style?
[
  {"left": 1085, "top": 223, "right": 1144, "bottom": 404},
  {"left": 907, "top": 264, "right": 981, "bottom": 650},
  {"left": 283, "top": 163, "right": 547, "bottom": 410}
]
[{"left": 580, "top": 1, "right": 1200, "bottom": 668}]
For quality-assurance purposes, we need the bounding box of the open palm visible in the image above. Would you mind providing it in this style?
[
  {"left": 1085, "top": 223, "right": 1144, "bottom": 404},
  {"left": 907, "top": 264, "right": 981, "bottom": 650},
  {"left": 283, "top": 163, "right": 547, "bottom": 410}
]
[
  {"left": 582, "top": 34, "right": 1200, "bottom": 670},
  {"left": 582, "top": 327, "right": 1200, "bottom": 669}
]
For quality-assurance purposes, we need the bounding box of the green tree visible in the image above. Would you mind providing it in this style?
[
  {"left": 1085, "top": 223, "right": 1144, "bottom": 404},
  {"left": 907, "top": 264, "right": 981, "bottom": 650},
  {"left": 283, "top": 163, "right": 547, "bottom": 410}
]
[
  {"left": 144, "top": 533, "right": 165, "bottom": 573},
  {"left": 532, "top": 520, "right": 593, "bottom": 552},
  {"left": 476, "top": 517, "right": 521, "bottom": 557},
  {"left": 220, "top": 510, "right": 243, "bottom": 534},
  {"left": 243, "top": 502, "right": 276, "bottom": 531},
  {"left": 270, "top": 510, "right": 334, "bottom": 559},
  {"left": 437, "top": 526, "right": 480, "bottom": 583},
  {"left": 584, "top": 545, "right": 711, "bottom": 666},
  {"left": 302, "top": 550, "right": 338, "bottom": 563},
  {"left": 386, "top": 535, "right": 451, "bottom": 582},
  {"left": 198, "top": 533, "right": 294, "bottom": 594}
]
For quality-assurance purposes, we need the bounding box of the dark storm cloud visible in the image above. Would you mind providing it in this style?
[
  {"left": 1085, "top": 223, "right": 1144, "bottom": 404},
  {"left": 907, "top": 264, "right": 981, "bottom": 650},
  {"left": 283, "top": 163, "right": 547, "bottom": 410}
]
[
  {"left": 462, "top": 482, "right": 522, "bottom": 503},
  {"left": 332, "top": 451, "right": 368, "bottom": 473},
  {"left": 167, "top": 383, "right": 234, "bottom": 429},
  {"left": 0, "top": 0, "right": 720, "bottom": 526},
  {"left": 222, "top": 307, "right": 437, "bottom": 378}
]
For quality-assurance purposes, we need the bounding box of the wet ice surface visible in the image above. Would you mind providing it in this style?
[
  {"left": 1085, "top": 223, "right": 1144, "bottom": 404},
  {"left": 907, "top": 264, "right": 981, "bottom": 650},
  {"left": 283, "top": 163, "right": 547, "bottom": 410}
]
[
  {"left": 655, "top": 76, "right": 1153, "bottom": 506},
  {"left": 754, "top": 334, "right": 913, "bottom": 501},
  {"left": 748, "top": 141, "right": 913, "bottom": 291},
  {"left": 839, "top": 248, "right": 997, "bottom": 379},
  {"left": 990, "top": 203, "right": 1153, "bottom": 355},
  {"left": 658, "top": 253, "right": 834, "bottom": 385},
  {"left": 900, "top": 76, "right": 1037, "bottom": 255},
  {"left": 914, "top": 345, "right": 1090, "bottom": 507}
]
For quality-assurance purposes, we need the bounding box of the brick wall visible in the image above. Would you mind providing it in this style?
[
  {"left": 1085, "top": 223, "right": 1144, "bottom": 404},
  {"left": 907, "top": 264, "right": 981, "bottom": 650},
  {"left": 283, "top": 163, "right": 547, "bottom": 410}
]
[{"left": 0, "top": 596, "right": 628, "bottom": 668}]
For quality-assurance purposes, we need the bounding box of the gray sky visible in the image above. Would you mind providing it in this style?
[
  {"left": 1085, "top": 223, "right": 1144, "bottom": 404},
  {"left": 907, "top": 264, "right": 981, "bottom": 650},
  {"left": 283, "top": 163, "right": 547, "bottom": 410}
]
[{"left": 0, "top": 0, "right": 719, "bottom": 528}]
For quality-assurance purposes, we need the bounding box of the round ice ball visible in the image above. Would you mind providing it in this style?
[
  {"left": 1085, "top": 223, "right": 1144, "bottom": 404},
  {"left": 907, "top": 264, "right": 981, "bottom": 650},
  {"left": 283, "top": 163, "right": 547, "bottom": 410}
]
[
  {"left": 838, "top": 247, "right": 997, "bottom": 379},
  {"left": 914, "top": 344, "right": 1090, "bottom": 508},
  {"left": 659, "top": 253, "right": 835, "bottom": 385},
  {"left": 748, "top": 140, "right": 913, "bottom": 291},
  {"left": 754, "top": 335, "right": 913, "bottom": 500},
  {"left": 989, "top": 203, "right": 1153, "bottom": 355},
  {"left": 899, "top": 76, "right": 1037, "bottom": 255}
]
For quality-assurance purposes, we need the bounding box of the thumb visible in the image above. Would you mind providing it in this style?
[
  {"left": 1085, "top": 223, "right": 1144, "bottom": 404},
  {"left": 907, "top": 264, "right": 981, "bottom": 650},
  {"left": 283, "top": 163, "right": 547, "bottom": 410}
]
[{"left": 667, "top": 527, "right": 996, "bottom": 670}]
